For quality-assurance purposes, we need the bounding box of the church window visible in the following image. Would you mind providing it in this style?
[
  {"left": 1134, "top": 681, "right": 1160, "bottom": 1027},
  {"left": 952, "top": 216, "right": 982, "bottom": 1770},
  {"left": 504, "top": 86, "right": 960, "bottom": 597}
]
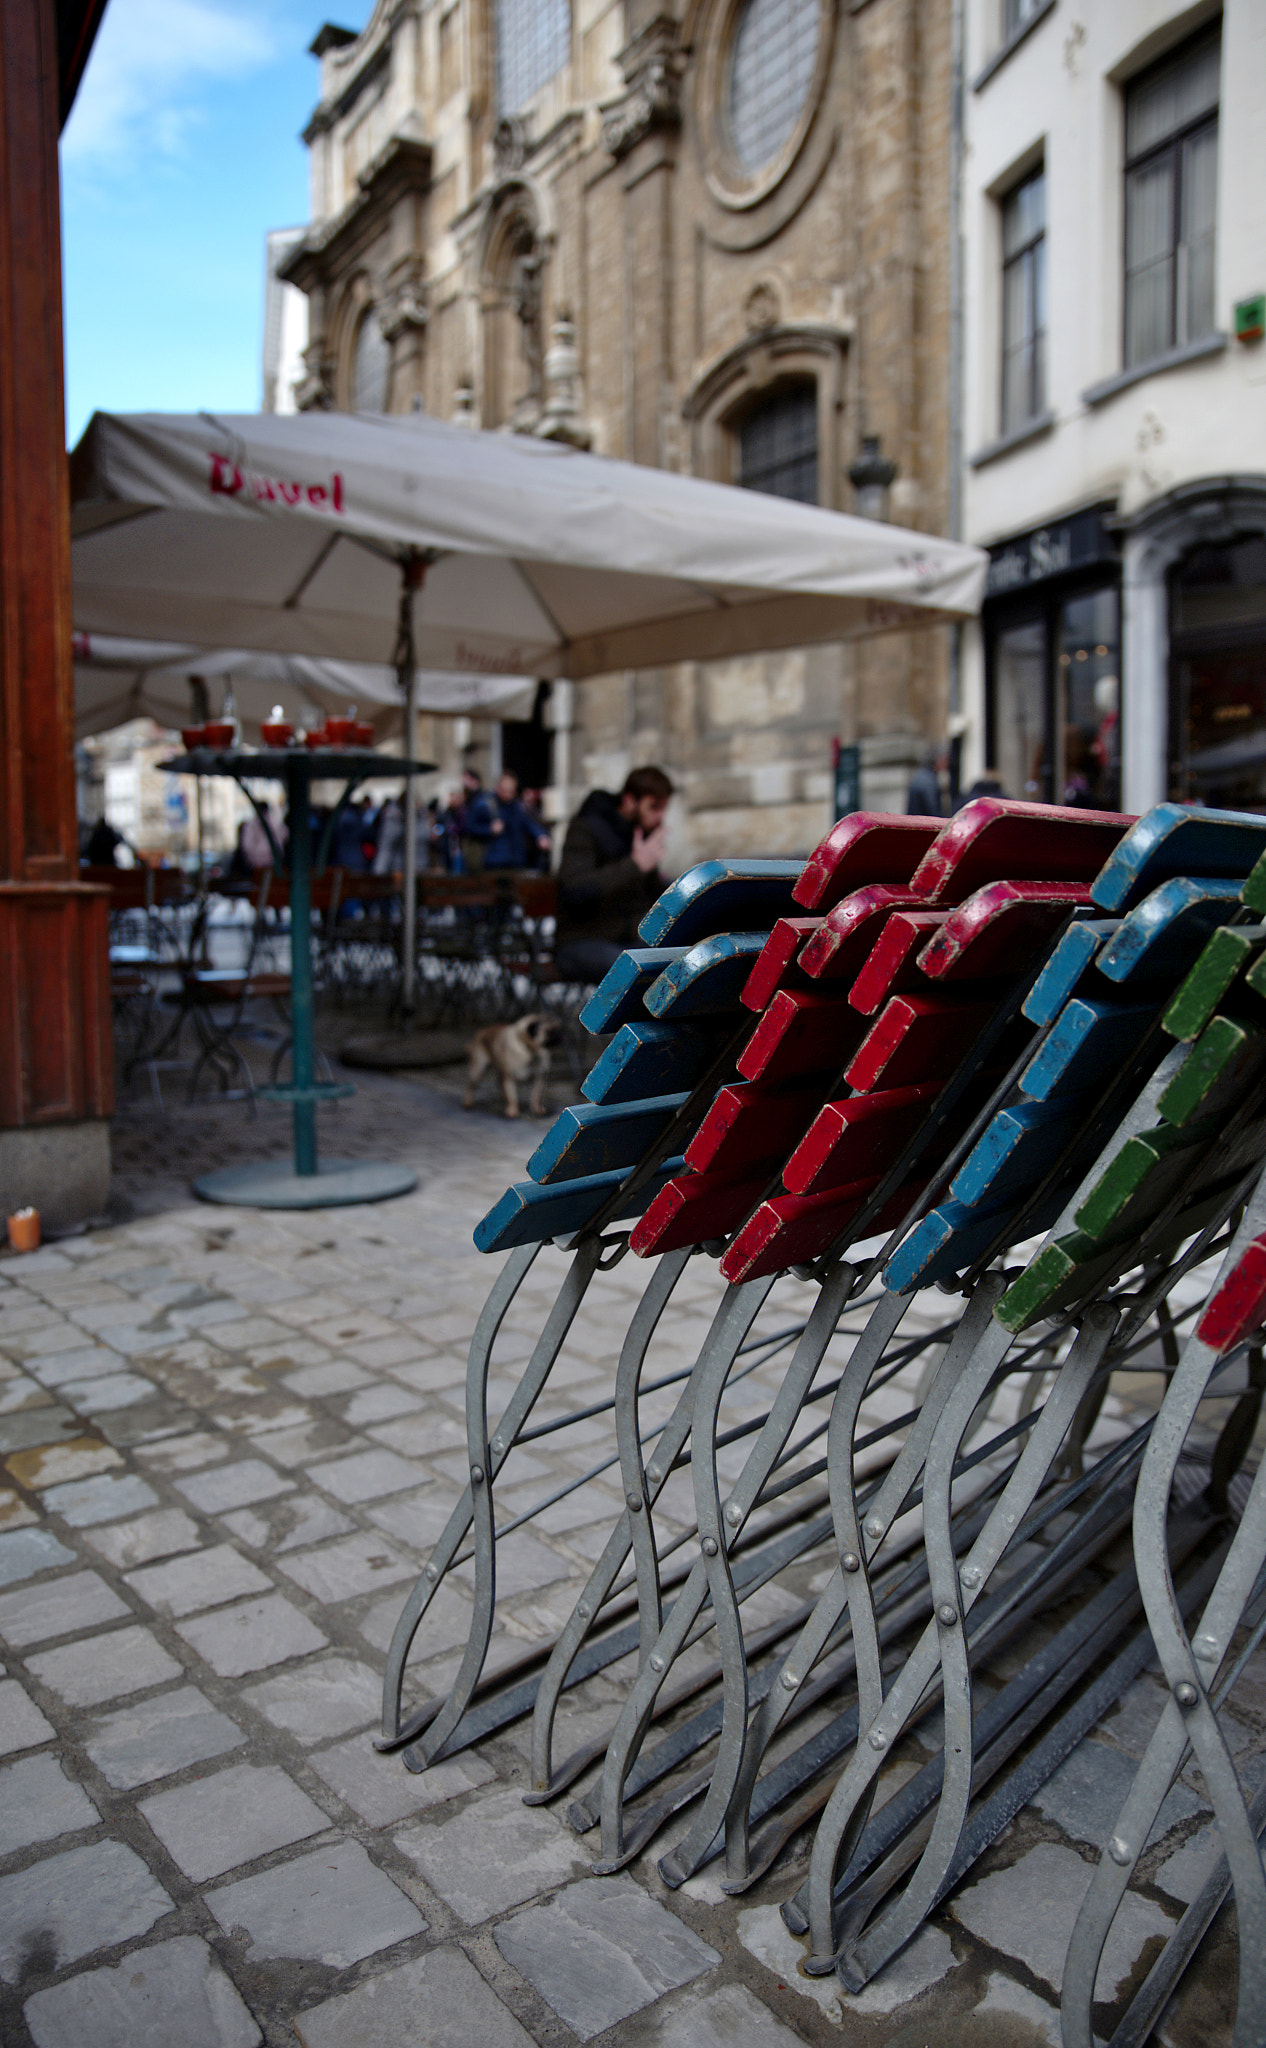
[
  {"left": 727, "top": 0, "right": 820, "bottom": 174},
  {"left": 735, "top": 379, "right": 818, "bottom": 503},
  {"left": 495, "top": 0, "right": 570, "bottom": 117},
  {"left": 352, "top": 308, "right": 389, "bottom": 412}
]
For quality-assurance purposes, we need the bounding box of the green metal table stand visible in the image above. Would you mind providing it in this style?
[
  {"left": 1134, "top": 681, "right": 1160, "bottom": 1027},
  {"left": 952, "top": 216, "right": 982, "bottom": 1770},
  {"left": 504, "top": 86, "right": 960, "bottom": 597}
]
[{"left": 163, "top": 746, "right": 433, "bottom": 1209}]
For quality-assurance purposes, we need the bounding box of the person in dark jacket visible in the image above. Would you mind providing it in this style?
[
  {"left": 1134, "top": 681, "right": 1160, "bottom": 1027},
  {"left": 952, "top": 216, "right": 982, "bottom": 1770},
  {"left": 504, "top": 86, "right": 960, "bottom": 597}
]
[
  {"left": 905, "top": 747, "right": 946, "bottom": 817},
  {"left": 466, "top": 771, "right": 552, "bottom": 871},
  {"left": 553, "top": 766, "right": 673, "bottom": 982}
]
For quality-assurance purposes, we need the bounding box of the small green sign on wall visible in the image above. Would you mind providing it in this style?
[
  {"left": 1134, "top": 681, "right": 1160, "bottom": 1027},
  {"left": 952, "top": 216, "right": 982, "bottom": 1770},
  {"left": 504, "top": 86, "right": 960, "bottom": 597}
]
[{"left": 1235, "top": 295, "right": 1265, "bottom": 343}]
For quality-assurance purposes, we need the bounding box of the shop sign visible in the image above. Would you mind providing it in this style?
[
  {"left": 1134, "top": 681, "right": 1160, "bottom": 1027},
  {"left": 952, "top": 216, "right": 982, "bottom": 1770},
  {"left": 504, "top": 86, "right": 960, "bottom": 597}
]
[{"left": 986, "top": 507, "right": 1117, "bottom": 598}]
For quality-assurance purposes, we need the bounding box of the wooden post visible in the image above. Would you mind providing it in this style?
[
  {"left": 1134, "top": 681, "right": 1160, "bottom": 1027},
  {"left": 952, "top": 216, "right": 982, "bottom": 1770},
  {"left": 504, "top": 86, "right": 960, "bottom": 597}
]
[{"left": 0, "top": 0, "right": 112, "bottom": 1228}]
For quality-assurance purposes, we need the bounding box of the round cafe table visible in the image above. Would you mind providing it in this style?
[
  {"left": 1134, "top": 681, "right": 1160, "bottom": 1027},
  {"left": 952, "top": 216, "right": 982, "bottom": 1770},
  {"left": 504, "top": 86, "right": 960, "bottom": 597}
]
[{"left": 162, "top": 745, "right": 434, "bottom": 1208}]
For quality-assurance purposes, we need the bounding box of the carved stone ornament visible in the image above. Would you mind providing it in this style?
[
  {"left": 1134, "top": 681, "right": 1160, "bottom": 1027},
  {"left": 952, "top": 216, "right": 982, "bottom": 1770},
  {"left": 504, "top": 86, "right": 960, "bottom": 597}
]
[
  {"left": 294, "top": 343, "right": 336, "bottom": 412},
  {"left": 535, "top": 309, "right": 592, "bottom": 448},
  {"left": 493, "top": 116, "right": 529, "bottom": 175},
  {"left": 380, "top": 264, "right": 429, "bottom": 344},
  {"left": 744, "top": 281, "right": 780, "bottom": 333},
  {"left": 602, "top": 24, "right": 683, "bottom": 161}
]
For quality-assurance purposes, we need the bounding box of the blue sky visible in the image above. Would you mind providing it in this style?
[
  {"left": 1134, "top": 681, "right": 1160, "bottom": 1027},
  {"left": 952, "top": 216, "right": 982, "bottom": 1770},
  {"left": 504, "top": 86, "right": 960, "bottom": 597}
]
[{"left": 61, "top": 0, "right": 347, "bottom": 445}]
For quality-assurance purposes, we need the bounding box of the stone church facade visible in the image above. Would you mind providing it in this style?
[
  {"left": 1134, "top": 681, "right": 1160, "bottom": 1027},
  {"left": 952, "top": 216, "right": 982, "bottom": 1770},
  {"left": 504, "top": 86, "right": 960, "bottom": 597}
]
[{"left": 283, "top": 0, "right": 955, "bottom": 859}]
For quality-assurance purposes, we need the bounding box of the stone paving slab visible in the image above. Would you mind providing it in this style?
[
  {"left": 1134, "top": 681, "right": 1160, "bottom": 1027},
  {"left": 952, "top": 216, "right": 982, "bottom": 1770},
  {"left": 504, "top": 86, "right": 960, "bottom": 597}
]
[
  {"left": 0, "top": 1678, "right": 56, "bottom": 1755},
  {"left": 85, "top": 1684, "right": 245, "bottom": 1790},
  {"left": 174, "top": 1593, "right": 328, "bottom": 1678},
  {"left": 240, "top": 1656, "right": 381, "bottom": 1745},
  {"left": 0, "top": 1837, "right": 173, "bottom": 1982},
  {"left": 492, "top": 1875, "right": 720, "bottom": 2041},
  {"left": 139, "top": 1760, "right": 331, "bottom": 1881},
  {"left": 0, "top": 1569, "right": 130, "bottom": 1644},
  {"left": 81, "top": 1507, "right": 203, "bottom": 1568},
  {"left": 27, "top": 1622, "right": 183, "bottom": 1706},
  {"left": 205, "top": 1840, "right": 426, "bottom": 1968},
  {"left": 23, "top": 1935, "right": 262, "bottom": 2048},
  {"left": 125, "top": 1543, "right": 274, "bottom": 1616},
  {"left": 0, "top": 1753, "right": 99, "bottom": 1857},
  {"left": 293, "top": 1945, "right": 533, "bottom": 2048},
  {"left": 0, "top": 1528, "right": 75, "bottom": 1586},
  {"left": 394, "top": 1784, "right": 588, "bottom": 1924}
]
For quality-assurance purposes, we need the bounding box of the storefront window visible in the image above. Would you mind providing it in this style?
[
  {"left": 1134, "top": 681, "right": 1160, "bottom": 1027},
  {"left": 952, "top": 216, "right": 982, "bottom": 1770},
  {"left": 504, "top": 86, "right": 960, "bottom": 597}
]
[
  {"left": 1057, "top": 588, "right": 1120, "bottom": 809},
  {"left": 1171, "top": 535, "right": 1266, "bottom": 807},
  {"left": 994, "top": 617, "right": 1046, "bottom": 801},
  {"left": 988, "top": 581, "right": 1120, "bottom": 807}
]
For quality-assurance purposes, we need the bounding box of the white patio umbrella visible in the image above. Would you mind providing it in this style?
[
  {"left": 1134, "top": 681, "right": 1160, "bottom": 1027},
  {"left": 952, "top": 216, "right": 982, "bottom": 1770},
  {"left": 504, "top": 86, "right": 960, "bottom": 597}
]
[
  {"left": 70, "top": 407, "right": 987, "bottom": 1001},
  {"left": 72, "top": 632, "right": 537, "bottom": 743}
]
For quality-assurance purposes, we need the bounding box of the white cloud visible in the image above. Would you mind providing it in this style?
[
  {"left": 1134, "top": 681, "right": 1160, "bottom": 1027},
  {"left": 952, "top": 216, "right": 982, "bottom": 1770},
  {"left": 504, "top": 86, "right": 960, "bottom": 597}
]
[{"left": 62, "top": 0, "right": 278, "bottom": 170}]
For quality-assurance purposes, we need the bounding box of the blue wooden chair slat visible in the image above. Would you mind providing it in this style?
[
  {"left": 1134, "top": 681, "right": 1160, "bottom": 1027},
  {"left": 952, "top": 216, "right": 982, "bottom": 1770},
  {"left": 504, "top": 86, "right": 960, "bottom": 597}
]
[
  {"left": 1095, "top": 876, "right": 1244, "bottom": 984},
  {"left": 1088, "top": 802, "right": 1266, "bottom": 914},
  {"left": 580, "top": 1021, "right": 723, "bottom": 1105},
  {"left": 579, "top": 947, "right": 687, "bottom": 1034},
  {"left": 949, "top": 1093, "right": 1092, "bottom": 1208},
  {"left": 1021, "top": 921, "right": 1121, "bottom": 1027},
  {"left": 473, "top": 1155, "right": 687, "bottom": 1253},
  {"left": 636, "top": 859, "right": 803, "bottom": 946},
  {"left": 643, "top": 932, "right": 770, "bottom": 1019},
  {"left": 1018, "top": 997, "right": 1157, "bottom": 1102},
  {"left": 884, "top": 1185, "right": 1068, "bottom": 1293},
  {"left": 526, "top": 1093, "right": 691, "bottom": 1185}
]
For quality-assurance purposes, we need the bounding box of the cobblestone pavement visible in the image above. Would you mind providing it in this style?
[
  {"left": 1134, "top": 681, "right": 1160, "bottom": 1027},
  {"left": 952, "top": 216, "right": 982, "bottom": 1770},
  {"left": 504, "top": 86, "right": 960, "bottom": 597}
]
[{"left": 0, "top": 1036, "right": 1254, "bottom": 2047}]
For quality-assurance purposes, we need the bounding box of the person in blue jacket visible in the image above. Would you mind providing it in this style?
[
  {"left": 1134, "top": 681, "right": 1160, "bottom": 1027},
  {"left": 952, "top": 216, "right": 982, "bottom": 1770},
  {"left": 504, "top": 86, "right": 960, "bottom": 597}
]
[{"left": 466, "top": 771, "right": 552, "bottom": 871}]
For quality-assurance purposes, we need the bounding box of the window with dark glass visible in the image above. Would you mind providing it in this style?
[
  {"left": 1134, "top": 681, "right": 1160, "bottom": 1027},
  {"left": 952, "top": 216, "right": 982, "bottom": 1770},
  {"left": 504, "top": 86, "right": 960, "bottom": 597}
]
[
  {"left": 352, "top": 309, "right": 389, "bottom": 412},
  {"left": 1170, "top": 533, "right": 1266, "bottom": 809},
  {"left": 1000, "top": 165, "right": 1045, "bottom": 436},
  {"left": 728, "top": 0, "right": 820, "bottom": 174},
  {"left": 735, "top": 381, "right": 818, "bottom": 504},
  {"left": 495, "top": 0, "right": 570, "bottom": 117},
  {"left": 1003, "top": 0, "right": 1044, "bottom": 38},
  {"left": 1124, "top": 24, "right": 1220, "bottom": 368}
]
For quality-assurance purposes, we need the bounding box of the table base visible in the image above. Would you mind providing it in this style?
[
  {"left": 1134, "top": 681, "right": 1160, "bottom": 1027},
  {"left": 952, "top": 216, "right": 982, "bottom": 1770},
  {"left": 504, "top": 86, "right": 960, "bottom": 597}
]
[{"left": 193, "top": 1159, "right": 418, "bottom": 1209}]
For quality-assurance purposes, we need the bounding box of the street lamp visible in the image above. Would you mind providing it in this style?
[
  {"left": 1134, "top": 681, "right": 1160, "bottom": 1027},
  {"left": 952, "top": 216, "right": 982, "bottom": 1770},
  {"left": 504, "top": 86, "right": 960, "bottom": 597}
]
[{"left": 848, "top": 434, "right": 898, "bottom": 521}]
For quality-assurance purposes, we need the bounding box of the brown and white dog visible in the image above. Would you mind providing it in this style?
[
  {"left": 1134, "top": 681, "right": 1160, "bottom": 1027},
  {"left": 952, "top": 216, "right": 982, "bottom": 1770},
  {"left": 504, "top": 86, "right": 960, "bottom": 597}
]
[{"left": 463, "top": 1013, "right": 562, "bottom": 1118}]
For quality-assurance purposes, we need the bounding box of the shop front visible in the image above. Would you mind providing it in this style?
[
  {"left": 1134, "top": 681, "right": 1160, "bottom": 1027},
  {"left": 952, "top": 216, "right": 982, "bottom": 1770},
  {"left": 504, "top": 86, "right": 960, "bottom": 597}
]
[{"left": 982, "top": 505, "right": 1123, "bottom": 811}]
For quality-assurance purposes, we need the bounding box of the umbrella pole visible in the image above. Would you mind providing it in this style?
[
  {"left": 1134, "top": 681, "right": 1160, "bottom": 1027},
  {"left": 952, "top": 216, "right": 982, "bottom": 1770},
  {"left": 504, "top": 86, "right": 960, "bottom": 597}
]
[
  {"left": 395, "top": 552, "right": 426, "bottom": 1020},
  {"left": 402, "top": 664, "right": 418, "bottom": 1016}
]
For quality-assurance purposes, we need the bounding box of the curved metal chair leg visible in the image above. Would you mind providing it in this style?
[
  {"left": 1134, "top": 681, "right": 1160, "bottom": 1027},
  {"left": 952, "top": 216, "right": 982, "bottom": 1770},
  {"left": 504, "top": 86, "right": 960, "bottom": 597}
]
[
  {"left": 659, "top": 1260, "right": 859, "bottom": 1886},
  {"left": 594, "top": 1277, "right": 777, "bottom": 1871},
  {"left": 415, "top": 1233, "right": 608, "bottom": 1768},
  {"left": 1062, "top": 1175, "right": 1266, "bottom": 2048},
  {"left": 527, "top": 1248, "right": 694, "bottom": 1798},
  {"left": 803, "top": 1296, "right": 1118, "bottom": 1971},
  {"left": 728, "top": 1281, "right": 991, "bottom": 1886},
  {"left": 840, "top": 1299, "right": 1119, "bottom": 1988},
  {"left": 381, "top": 1242, "right": 540, "bottom": 1741}
]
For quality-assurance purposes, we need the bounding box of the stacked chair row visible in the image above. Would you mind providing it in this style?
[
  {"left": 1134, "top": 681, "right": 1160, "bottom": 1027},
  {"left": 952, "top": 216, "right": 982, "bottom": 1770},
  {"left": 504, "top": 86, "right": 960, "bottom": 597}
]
[{"left": 383, "top": 798, "right": 1266, "bottom": 2048}]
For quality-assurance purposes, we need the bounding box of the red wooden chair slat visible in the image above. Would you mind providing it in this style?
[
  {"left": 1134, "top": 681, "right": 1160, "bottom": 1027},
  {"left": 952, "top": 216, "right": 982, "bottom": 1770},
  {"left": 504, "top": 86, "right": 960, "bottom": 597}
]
[
  {"left": 793, "top": 813, "right": 942, "bottom": 913},
  {"left": 629, "top": 1167, "right": 766, "bottom": 1256},
  {"left": 844, "top": 993, "right": 995, "bottom": 1094},
  {"left": 736, "top": 988, "right": 865, "bottom": 1086},
  {"left": 740, "top": 917, "right": 823, "bottom": 1013},
  {"left": 720, "top": 1175, "right": 922, "bottom": 1284},
  {"left": 1197, "top": 1233, "right": 1266, "bottom": 1353},
  {"left": 798, "top": 884, "right": 925, "bottom": 983},
  {"left": 782, "top": 1080, "right": 941, "bottom": 1196},
  {"left": 917, "top": 880, "right": 1091, "bottom": 982},
  {"left": 907, "top": 798, "right": 1135, "bottom": 905},
  {"left": 685, "top": 1079, "right": 829, "bottom": 1178},
  {"left": 848, "top": 910, "right": 949, "bottom": 1014}
]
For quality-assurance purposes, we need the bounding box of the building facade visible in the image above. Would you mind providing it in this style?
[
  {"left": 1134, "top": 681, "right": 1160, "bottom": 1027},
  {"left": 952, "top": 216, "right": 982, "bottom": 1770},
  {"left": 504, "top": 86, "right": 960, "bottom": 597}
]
[
  {"left": 960, "top": 0, "right": 1266, "bottom": 816},
  {"left": 280, "top": 0, "right": 957, "bottom": 859}
]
